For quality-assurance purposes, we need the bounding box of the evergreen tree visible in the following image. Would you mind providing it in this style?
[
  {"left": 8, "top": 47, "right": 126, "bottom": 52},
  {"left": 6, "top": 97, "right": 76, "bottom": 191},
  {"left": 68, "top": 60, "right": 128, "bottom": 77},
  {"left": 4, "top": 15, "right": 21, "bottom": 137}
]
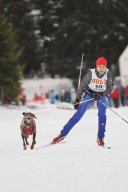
[
  {"left": 35, "top": 0, "right": 128, "bottom": 78},
  {"left": 52, "top": 0, "right": 128, "bottom": 77},
  {"left": 1, "top": 0, "right": 42, "bottom": 76},
  {"left": 34, "top": 0, "right": 63, "bottom": 77},
  {"left": 1, "top": 0, "right": 128, "bottom": 79},
  {"left": 0, "top": 13, "right": 22, "bottom": 104}
]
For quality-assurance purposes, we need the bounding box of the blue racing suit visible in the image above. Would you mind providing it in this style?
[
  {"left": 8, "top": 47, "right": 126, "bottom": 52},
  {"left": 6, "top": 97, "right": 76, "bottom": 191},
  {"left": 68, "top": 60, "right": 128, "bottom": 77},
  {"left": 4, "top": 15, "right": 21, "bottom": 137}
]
[{"left": 61, "top": 94, "right": 108, "bottom": 138}]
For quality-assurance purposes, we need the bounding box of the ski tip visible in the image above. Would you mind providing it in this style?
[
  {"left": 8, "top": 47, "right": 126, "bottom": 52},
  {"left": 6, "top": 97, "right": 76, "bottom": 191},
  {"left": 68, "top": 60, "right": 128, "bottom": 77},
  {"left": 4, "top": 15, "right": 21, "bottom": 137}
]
[
  {"left": 98, "top": 145, "right": 111, "bottom": 149},
  {"left": 103, "top": 146, "right": 111, "bottom": 149},
  {"left": 50, "top": 140, "right": 67, "bottom": 145}
]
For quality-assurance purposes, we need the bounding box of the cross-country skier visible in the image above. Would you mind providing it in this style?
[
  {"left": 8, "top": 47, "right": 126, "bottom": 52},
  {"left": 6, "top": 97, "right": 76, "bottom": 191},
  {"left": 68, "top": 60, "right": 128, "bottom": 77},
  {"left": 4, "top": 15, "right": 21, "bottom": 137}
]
[{"left": 51, "top": 57, "right": 114, "bottom": 146}]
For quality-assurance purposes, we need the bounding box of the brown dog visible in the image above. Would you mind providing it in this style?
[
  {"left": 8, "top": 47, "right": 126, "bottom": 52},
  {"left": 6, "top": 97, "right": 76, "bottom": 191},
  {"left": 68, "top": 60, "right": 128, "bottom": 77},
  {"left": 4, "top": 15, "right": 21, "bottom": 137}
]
[{"left": 20, "top": 112, "right": 37, "bottom": 150}]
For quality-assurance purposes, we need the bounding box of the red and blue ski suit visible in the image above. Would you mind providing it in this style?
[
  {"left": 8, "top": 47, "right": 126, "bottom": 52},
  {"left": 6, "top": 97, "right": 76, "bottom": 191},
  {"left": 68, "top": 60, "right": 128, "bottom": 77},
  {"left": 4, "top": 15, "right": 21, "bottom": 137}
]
[{"left": 60, "top": 68, "right": 113, "bottom": 139}]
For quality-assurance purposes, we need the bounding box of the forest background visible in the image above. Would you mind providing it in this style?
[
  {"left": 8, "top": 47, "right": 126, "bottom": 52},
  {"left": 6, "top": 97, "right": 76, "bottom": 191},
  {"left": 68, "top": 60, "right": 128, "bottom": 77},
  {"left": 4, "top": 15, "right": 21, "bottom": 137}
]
[{"left": 0, "top": 0, "right": 128, "bottom": 102}]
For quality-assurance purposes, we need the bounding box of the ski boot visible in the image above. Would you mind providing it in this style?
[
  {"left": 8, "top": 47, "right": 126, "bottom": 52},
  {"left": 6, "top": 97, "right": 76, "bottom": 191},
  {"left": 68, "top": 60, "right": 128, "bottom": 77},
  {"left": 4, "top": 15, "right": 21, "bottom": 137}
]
[
  {"left": 97, "top": 137, "right": 104, "bottom": 146},
  {"left": 51, "top": 134, "right": 65, "bottom": 144}
]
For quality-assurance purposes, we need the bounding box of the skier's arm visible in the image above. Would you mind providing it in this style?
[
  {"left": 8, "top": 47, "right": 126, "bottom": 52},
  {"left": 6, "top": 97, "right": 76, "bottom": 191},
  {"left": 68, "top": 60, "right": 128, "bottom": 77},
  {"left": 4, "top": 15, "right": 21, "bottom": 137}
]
[
  {"left": 103, "top": 70, "right": 114, "bottom": 96},
  {"left": 76, "top": 70, "right": 92, "bottom": 100}
]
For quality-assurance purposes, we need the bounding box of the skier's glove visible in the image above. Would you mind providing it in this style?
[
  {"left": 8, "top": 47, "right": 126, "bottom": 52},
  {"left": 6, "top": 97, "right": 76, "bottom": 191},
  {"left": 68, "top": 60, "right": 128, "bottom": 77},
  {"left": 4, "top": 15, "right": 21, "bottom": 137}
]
[
  {"left": 73, "top": 98, "right": 80, "bottom": 110},
  {"left": 93, "top": 92, "right": 103, "bottom": 101}
]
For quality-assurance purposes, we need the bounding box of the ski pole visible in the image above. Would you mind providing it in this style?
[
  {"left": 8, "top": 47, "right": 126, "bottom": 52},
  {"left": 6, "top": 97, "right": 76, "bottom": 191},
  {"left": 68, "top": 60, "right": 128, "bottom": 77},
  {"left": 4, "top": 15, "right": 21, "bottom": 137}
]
[
  {"left": 36, "top": 98, "right": 94, "bottom": 115},
  {"left": 78, "top": 53, "right": 85, "bottom": 89},
  {"left": 99, "top": 100, "right": 128, "bottom": 124},
  {"left": 74, "top": 98, "right": 94, "bottom": 106}
]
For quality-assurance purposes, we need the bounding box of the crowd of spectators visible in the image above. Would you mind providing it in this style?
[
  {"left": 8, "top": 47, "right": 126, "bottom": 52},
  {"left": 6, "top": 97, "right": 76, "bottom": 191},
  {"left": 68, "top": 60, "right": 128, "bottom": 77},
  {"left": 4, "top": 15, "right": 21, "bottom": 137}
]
[
  {"left": 18, "top": 87, "right": 76, "bottom": 106},
  {"left": 110, "top": 84, "right": 128, "bottom": 108},
  {"left": 17, "top": 84, "right": 128, "bottom": 109}
]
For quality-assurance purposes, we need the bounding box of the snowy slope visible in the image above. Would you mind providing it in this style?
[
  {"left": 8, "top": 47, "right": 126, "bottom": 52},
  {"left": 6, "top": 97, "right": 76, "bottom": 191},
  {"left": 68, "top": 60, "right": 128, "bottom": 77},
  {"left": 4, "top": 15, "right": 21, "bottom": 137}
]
[{"left": 0, "top": 104, "right": 128, "bottom": 192}]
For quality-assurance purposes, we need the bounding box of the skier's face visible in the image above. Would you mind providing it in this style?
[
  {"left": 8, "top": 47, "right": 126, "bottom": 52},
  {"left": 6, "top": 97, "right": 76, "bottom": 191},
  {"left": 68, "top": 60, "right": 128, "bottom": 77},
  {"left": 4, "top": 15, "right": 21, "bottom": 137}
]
[{"left": 96, "top": 65, "right": 106, "bottom": 74}]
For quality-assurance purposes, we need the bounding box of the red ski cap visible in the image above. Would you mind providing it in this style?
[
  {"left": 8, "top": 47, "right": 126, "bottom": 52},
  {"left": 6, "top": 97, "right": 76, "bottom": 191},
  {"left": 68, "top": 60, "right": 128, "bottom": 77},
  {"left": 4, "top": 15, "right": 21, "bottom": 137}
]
[{"left": 96, "top": 57, "right": 107, "bottom": 67}]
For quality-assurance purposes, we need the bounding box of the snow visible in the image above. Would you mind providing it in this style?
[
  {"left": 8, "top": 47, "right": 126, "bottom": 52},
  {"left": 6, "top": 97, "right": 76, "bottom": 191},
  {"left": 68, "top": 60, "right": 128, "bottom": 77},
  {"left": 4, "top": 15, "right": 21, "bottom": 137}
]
[
  {"left": 0, "top": 102, "right": 128, "bottom": 192},
  {"left": 0, "top": 76, "right": 128, "bottom": 192}
]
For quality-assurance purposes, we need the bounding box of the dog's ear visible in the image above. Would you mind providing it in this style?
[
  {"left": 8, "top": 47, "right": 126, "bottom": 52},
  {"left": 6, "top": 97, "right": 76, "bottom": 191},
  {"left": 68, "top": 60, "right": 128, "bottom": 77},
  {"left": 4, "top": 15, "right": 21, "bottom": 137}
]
[
  {"left": 22, "top": 112, "right": 26, "bottom": 116},
  {"left": 32, "top": 113, "right": 37, "bottom": 119}
]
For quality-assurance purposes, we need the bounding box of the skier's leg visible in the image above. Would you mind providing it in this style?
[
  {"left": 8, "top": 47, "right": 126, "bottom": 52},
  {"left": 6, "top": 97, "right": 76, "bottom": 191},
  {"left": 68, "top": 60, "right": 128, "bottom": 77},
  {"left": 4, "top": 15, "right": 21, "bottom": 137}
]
[
  {"left": 97, "top": 96, "right": 107, "bottom": 138},
  {"left": 61, "top": 95, "right": 94, "bottom": 136}
]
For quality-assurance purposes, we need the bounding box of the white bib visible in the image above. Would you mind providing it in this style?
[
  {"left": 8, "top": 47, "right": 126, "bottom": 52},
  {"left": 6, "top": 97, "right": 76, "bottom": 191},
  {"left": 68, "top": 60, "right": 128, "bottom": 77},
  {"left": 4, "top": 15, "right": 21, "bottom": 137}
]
[{"left": 88, "top": 69, "right": 108, "bottom": 92}]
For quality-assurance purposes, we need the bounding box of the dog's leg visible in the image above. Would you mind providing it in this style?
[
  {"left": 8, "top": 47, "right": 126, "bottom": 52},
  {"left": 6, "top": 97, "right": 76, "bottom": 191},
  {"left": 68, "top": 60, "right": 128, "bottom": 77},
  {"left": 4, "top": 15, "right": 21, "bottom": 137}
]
[
  {"left": 25, "top": 137, "right": 29, "bottom": 145},
  {"left": 30, "top": 133, "right": 36, "bottom": 150},
  {"left": 22, "top": 135, "right": 27, "bottom": 150}
]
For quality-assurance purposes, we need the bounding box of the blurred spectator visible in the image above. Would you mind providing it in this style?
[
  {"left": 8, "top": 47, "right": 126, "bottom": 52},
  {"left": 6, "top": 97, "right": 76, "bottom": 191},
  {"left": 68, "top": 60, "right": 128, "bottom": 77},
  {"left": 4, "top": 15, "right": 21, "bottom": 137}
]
[
  {"left": 33, "top": 93, "right": 42, "bottom": 102},
  {"left": 61, "top": 88, "right": 66, "bottom": 102},
  {"left": 49, "top": 90, "right": 55, "bottom": 104},
  {"left": 20, "top": 94, "right": 27, "bottom": 105},
  {"left": 64, "top": 90, "right": 71, "bottom": 103},
  {"left": 70, "top": 88, "right": 76, "bottom": 103},
  {"left": 110, "top": 88, "right": 120, "bottom": 108},
  {"left": 120, "top": 85, "right": 125, "bottom": 106},
  {"left": 60, "top": 88, "right": 71, "bottom": 103},
  {"left": 44, "top": 92, "right": 49, "bottom": 99},
  {"left": 18, "top": 87, "right": 27, "bottom": 105},
  {"left": 125, "top": 85, "right": 128, "bottom": 105}
]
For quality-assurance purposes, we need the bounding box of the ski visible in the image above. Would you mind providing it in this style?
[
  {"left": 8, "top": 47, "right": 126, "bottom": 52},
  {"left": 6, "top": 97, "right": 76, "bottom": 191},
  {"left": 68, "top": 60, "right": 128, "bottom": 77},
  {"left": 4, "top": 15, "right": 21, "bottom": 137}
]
[
  {"left": 51, "top": 140, "right": 67, "bottom": 145},
  {"left": 36, "top": 142, "right": 111, "bottom": 150},
  {"left": 98, "top": 145, "right": 111, "bottom": 149},
  {"left": 35, "top": 141, "right": 67, "bottom": 150}
]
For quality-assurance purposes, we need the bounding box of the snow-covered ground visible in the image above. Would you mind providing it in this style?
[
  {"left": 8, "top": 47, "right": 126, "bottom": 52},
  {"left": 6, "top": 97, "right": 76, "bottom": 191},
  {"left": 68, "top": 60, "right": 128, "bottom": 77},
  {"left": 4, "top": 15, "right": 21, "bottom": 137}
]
[{"left": 0, "top": 103, "right": 128, "bottom": 192}]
